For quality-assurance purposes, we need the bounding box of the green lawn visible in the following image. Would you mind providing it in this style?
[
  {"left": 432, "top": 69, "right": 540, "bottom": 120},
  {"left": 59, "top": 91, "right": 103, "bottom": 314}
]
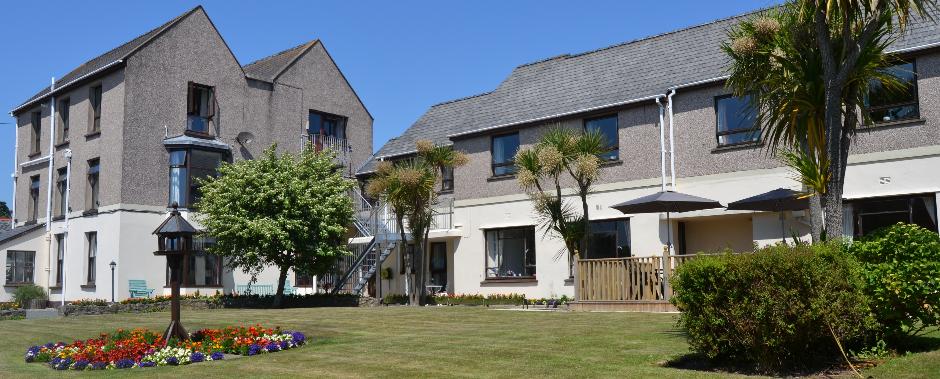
[{"left": 0, "top": 307, "right": 937, "bottom": 378}]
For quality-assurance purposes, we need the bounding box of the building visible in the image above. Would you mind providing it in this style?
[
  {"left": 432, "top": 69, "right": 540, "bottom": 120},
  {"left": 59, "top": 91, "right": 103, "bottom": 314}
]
[
  {"left": 2, "top": 6, "right": 373, "bottom": 302},
  {"left": 358, "top": 10, "right": 940, "bottom": 301}
]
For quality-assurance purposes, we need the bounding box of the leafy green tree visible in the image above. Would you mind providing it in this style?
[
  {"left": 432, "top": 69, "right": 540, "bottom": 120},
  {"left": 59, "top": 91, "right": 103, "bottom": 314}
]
[
  {"left": 366, "top": 140, "right": 467, "bottom": 305},
  {"left": 515, "top": 127, "right": 605, "bottom": 274},
  {"left": 0, "top": 201, "right": 10, "bottom": 218},
  {"left": 195, "top": 144, "right": 355, "bottom": 308}
]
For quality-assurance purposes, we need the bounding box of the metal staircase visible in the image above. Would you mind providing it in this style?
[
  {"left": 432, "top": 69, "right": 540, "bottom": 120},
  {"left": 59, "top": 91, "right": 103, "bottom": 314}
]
[{"left": 320, "top": 188, "right": 398, "bottom": 295}]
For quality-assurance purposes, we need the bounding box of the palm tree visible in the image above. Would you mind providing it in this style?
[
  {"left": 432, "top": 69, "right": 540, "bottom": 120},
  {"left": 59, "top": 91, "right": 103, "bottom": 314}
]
[{"left": 366, "top": 141, "right": 467, "bottom": 305}]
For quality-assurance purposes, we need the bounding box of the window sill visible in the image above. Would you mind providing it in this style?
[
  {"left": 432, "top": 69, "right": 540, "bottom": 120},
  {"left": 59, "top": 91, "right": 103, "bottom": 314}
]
[
  {"left": 28, "top": 152, "right": 41, "bottom": 159},
  {"left": 487, "top": 174, "right": 516, "bottom": 182},
  {"left": 564, "top": 277, "right": 574, "bottom": 285},
  {"left": 438, "top": 189, "right": 454, "bottom": 195},
  {"left": 599, "top": 159, "right": 623, "bottom": 167},
  {"left": 480, "top": 277, "right": 537, "bottom": 285},
  {"left": 80, "top": 284, "right": 96, "bottom": 289},
  {"left": 711, "top": 142, "right": 763, "bottom": 153},
  {"left": 55, "top": 141, "right": 70, "bottom": 149},
  {"left": 24, "top": 220, "right": 38, "bottom": 226},
  {"left": 5, "top": 282, "right": 37, "bottom": 288},
  {"left": 52, "top": 215, "right": 64, "bottom": 221},
  {"left": 85, "top": 131, "right": 101, "bottom": 139},
  {"left": 184, "top": 130, "right": 215, "bottom": 139},
  {"left": 49, "top": 286, "right": 62, "bottom": 290},
  {"left": 82, "top": 209, "right": 99, "bottom": 216},
  {"left": 863, "top": 117, "right": 925, "bottom": 129}
]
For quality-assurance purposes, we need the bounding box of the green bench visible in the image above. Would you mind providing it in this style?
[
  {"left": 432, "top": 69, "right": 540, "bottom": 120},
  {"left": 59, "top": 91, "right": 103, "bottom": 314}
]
[
  {"left": 235, "top": 283, "right": 295, "bottom": 296},
  {"left": 128, "top": 279, "right": 155, "bottom": 299}
]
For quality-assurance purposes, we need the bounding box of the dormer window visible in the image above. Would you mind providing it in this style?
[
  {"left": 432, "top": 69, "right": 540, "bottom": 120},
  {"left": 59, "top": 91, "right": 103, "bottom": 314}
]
[{"left": 187, "top": 82, "right": 216, "bottom": 136}]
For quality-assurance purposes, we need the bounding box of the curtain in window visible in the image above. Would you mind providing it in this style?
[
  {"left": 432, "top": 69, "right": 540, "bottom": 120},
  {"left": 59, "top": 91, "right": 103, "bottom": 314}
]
[
  {"left": 87, "top": 233, "right": 97, "bottom": 284},
  {"left": 485, "top": 227, "right": 535, "bottom": 278},
  {"left": 168, "top": 150, "right": 188, "bottom": 206}
]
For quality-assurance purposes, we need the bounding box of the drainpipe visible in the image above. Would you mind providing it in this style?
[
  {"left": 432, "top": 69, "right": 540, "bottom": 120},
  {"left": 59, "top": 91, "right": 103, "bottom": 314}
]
[
  {"left": 60, "top": 149, "right": 72, "bottom": 308},
  {"left": 666, "top": 89, "right": 677, "bottom": 190},
  {"left": 655, "top": 96, "right": 667, "bottom": 192},
  {"left": 45, "top": 78, "right": 57, "bottom": 232},
  {"left": 10, "top": 113, "right": 18, "bottom": 229}
]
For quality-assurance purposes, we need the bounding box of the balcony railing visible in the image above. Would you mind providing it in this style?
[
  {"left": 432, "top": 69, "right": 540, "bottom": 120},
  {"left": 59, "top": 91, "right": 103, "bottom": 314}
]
[{"left": 302, "top": 134, "right": 350, "bottom": 169}]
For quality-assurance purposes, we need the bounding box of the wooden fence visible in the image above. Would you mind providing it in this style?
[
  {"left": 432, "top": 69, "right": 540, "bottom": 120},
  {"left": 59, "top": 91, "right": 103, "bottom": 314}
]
[{"left": 576, "top": 254, "right": 721, "bottom": 302}]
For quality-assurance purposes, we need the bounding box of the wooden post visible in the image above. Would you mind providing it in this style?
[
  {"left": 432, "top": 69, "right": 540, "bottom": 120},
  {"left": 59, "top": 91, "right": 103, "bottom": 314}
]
[
  {"left": 661, "top": 245, "right": 672, "bottom": 301},
  {"left": 572, "top": 251, "right": 580, "bottom": 302},
  {"left": 163, "top": 255, "right": 187, "bottom": 345}
]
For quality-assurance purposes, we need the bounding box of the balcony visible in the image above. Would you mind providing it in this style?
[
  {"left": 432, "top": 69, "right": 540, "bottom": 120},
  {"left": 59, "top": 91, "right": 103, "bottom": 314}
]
[{"left": 303, "top": 134, "right": 351, "bottom": 169}]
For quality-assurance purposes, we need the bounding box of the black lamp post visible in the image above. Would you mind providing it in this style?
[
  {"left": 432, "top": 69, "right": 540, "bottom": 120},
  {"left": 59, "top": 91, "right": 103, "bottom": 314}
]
[
  {"left": 109, "top": 261, "right": 116, "bottom": 303},
  {"left": 153, "top": 203, "right": 196, "bottom": 345}
]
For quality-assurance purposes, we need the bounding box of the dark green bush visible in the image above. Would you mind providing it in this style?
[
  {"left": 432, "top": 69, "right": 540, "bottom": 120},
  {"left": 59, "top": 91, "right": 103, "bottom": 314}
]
[
  {"left": 382, "top": 294, "right": 409, "bottom": 305},
  {"left": 850, "top": 223, "right": 940, "bottom": 337},
  {"left": 670, "top": 242, "right": 874, "bottom": 372},
  {"left": 13, "top": 284, "right": 47, "bottom": 306}
]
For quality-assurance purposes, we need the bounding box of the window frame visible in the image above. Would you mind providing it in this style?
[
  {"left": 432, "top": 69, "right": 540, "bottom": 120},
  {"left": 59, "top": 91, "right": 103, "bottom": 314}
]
[
  {"left": 167, "top": 148, "right": 227, "bottom": 208},
  {"left": 57, "top": 97, "right": 70, "bottom": 144},
  {"left": 440, "top": 165, "right": 454, "bottom": 192},
  {"left": 864, "top": 60, "right": 920, "bottom": 125},
  {"left": 5, "top": 250, "right": 35, "bottom": 285},
  {"left": 294, "top": 270, "right": 313, "bottom": 287},
  {"left": 714, "top": 94, "right": 760, "bottom": 147},
  {"left": 30, "top": 111, "right": 42, "bottom": 155},
  {"left": 89, "top": 85, "right": 102, "bottom": 133},
  {"left": 851, "top": 193, "right": 937, "bottom": 237},
  {"left": 484, "top": 226, "right": 537, "bottom": 279},
  {"left": 167, "top": 239, "right": 223, "bottom": 288},
  {"left": 28, "top": 175, "right": 40, "bottom": 222},
  {"left": 55, "top": 167, "right": 68, "bottom": 218},
  {"left": 490, "top": 132, "right": 520, "bottom": 177},
  {"left": 583, "top": 114, "right": 620, "bottom": 161},
  {"left": 186, "top": 82, "right": 217, "bottom": 137},
  {"left": 86, "top": 159, "right": 100, "bottom": 211},
  {"left": 86, "top": 232, "right": 97, "bottom": 285},
  {"left": 55, "top": 234, "right": 65, "bottom": 286}
]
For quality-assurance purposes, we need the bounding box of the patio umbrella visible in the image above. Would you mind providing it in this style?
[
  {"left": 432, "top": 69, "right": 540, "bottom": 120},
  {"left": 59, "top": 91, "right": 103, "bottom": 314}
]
[
  {"left": 727, "top": 188, "right": 808, "bottom": 243},
  {"left": 610, "top": 190, "right": 724, "bottom": 251}
]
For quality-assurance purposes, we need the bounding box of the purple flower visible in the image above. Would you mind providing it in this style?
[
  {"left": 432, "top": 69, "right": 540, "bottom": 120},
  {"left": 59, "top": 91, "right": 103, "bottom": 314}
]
[
  {"left": 44, "top": 342, "right": 56, "bottom": 349},
  {"left": 166, "top": 357, "right": 179, "bottom": 366},
  {"left": 73, "top": 360, "right": 89, "bottom": 370},
  {"left": 247, "top": 344, "right": 261, "bottom": 356},
  {"left": 279, "top": 340, "right": 290, "bottom": 350},
  {"left": 54, "top": 357, "right": 72, "bottom": 370},
  {"left": 210, "top": 352, "right": 224, "bottom": 360},
  {"left": 140, "top": 361, "right": 156, "bottom": 367},
  {"left": 266, "top": 342, "right": 280, "bottom": 352},
  {"left": 290, "top": 331, "right": 306, "bottom": 345},
  {"left": 115, "top": 359, "right": 135, "bottom": 369},
  {"left": 49, "top": 357, "right": 61, "bottom": 367},
  {"left": 91, "top": 361, "right": 108, "bottom": 370},
  {"left": 190, "top": 351, "right": 205, "bottom": 362}
]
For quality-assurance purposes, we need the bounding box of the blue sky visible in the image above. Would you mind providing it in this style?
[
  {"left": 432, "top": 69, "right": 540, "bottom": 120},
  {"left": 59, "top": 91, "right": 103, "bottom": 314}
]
[{"left": 0, "top": 0, "right": 779, "bottom": 206}]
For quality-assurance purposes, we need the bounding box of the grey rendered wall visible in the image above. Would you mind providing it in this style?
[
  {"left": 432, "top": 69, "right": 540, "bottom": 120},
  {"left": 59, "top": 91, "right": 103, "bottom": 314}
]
[
  {"left": 272, "top": 42, "right": 373, "bottom": 174},
  {"left": 121, "top": 8, "right": 248, "bottom": 207}
]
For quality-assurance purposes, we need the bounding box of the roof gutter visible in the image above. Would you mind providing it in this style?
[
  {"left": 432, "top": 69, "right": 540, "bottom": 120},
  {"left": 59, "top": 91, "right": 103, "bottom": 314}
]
[{"left": 9, "top": 59, "right": 124, "bottom": 115}]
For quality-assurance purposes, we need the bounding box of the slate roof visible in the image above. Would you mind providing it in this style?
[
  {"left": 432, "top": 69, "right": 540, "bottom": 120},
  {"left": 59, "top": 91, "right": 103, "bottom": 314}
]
[
  {"left": 359, "top": 8, "right": 940, "bottom": 175},
  {"left": 243, "top": 40, "right": 318, "bottom": 82},
  {"left": 11, "top": 7, "right": 202, "bottom": 114},
  {"left": 0, "top": 223, "right": 44, "bottom": 246}
]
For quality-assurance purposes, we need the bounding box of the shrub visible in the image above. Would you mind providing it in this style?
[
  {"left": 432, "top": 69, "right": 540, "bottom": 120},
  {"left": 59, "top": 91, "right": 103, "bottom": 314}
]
[
  {"left": 670, "top": 242, "right": 875, "bottom": 372},
  {"left": 13, "top": 284, "right": 47, "bottom": 306},
  {"left": 382, "top": 294, "right": 408, "bottom": 305},
  {"left": 850, "top": 223, "right": 940, "bottom": 337}
]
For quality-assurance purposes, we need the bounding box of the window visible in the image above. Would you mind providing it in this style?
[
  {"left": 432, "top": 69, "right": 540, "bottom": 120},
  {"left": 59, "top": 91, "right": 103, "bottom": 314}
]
[
  {"left": 491, "top": 132, "right": 520, "bottom": 176},
  {"left": 308, "top": 110, "right": 346, "bottom": 139},
  {"left": 28, "top": 176, "right": 40, "bottom": 222},
  {"left": 167, "top": 237, "right": 222, "bottom": 287},
  {"left": 86, "top": 232, "right": 97, "bottom": 284},
  {"left": 56, "top": 168, "right": 67, "bottom": 218},
  {"left": 852, "top": 194, "right": 937, "bottom": 237},
  {"left": 5, "top": 251, "right": 35, "bottom": 285},
  {"left": 168, "top": 149, "right": 224, "bottom": 207},
  {"left": 584, "top": 115, "right": 619, "bottom": 161},
  {"left": 30, "top": 111, "right": 41, "bottom": 155},
  {"left": 86, "top": 159, "right": 100, "bottom": 210},
  {"left": 440, "top": 166, "right": 454, "bottom": 192},
  {"left": 89, "top": 85, "right": 102, "bottom": 133},
  {"left": 585, "top": 219, "right": 631, "bottom": 259},
  {"left": 187, "top": 82, "right": 216, "bottom": 135},
  {"left": 715, "top": 95, "right": 759, "bottom": 146},
  {"left": 55, "top": 234, "right": 64, "bottom": 286},
  {"left": 429, "top": 242, "right": 447, "bottom": 290},
  {"left": 295, "top": 270, "right": 313, "bottom": 287},
  {"left": 866, "top": 62, "right": 919, "bottom": 123},
  {"left": 57, "top": 98, "right": 70, "bottom": 144},
  {"left": 485, "top": 226, "right": 536, "bottom": 278}
]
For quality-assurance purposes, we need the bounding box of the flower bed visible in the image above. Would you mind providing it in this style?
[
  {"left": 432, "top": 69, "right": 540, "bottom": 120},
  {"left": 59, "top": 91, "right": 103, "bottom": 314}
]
[{"left": 24, "top": 325, "right": 306, "bottom": 370}]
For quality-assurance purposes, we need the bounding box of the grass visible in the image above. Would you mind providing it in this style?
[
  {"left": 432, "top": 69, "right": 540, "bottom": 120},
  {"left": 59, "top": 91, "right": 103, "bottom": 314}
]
[{"left": 0, "top": 307, "right": 937, "bottom": 378}]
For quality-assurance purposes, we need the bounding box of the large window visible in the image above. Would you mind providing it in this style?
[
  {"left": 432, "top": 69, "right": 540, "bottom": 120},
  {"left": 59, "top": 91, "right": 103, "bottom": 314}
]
[
  {"left": 55, "top": 234, "right": 64, "bottom": 286},
  {"left": 89, "top": 85, "right": 102, "bottom": 133},
  {"left": 585, "top": 219, "right": 631, "bottom": 259},
  {"left": 585, "top": 115, "right": 619, "bottom": 161},
  {"left": 167, "top": 237, "right": 222, "bottom": 287},
  {"left": 187, "top": 82, "right": 216, "bottom": 135},
  {"left": 86, "top": 232, "right": 97, "bottom": 284},
  {"left": 5, "top": 251, "right": 35, "bottom": 285},
  {"left": 56, "top": 168, "right": 67, "bottom": 218},
  {"left": 295, "top": 270, "right": 313, "bottom": 287},
  {"left": 86, "top": 159, "right": 100, "bottom": 211},
  {"left": 852, "top": 194, "right": 937, "bottom": 237},
  {"left": 491, "top": 132, "right": 520, "bottom": 176},
  {"left": 28, "top": 176, "right": 40, "bottom": 222},
  {"left": 485, "top": 226, "right": 536, "bottom": 279},
  {"left": 866, "top": 62, "right": 919, "bottom": 123},
  {"left": 440, "top": 166, "right": 454, "bottom": 192},
  {"left": 429, "top": 242, "right": 447, "bottom": 290},
  {"left": 57, "top": 98, "right": 70, "bottom": 144},
  {"left": 308, "top": 110, "right": 346, "bottom": 139},
  {"left": 168, "top": 149, "right": 224, "bottom": 207},
  {"left": 715, "top": 95, "right": 759, "bottom": 147},
  {"left": 30, "top": 111, "right": 41, "bottom": 155}
]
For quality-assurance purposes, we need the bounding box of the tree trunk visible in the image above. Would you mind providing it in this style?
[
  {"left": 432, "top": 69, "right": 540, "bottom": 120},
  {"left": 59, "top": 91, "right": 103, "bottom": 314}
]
[
  {"left": 272, "top": 264, "right": 289, "bottom": 308},
  {"left": 579, "top": 189, "right": 591, "bottom": 257},
  {"left": 414, "top": 237, "right": 427, "bottom": 306},
  {"left": 808, "top": 191, "right": 824, "bottom": 243}
]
